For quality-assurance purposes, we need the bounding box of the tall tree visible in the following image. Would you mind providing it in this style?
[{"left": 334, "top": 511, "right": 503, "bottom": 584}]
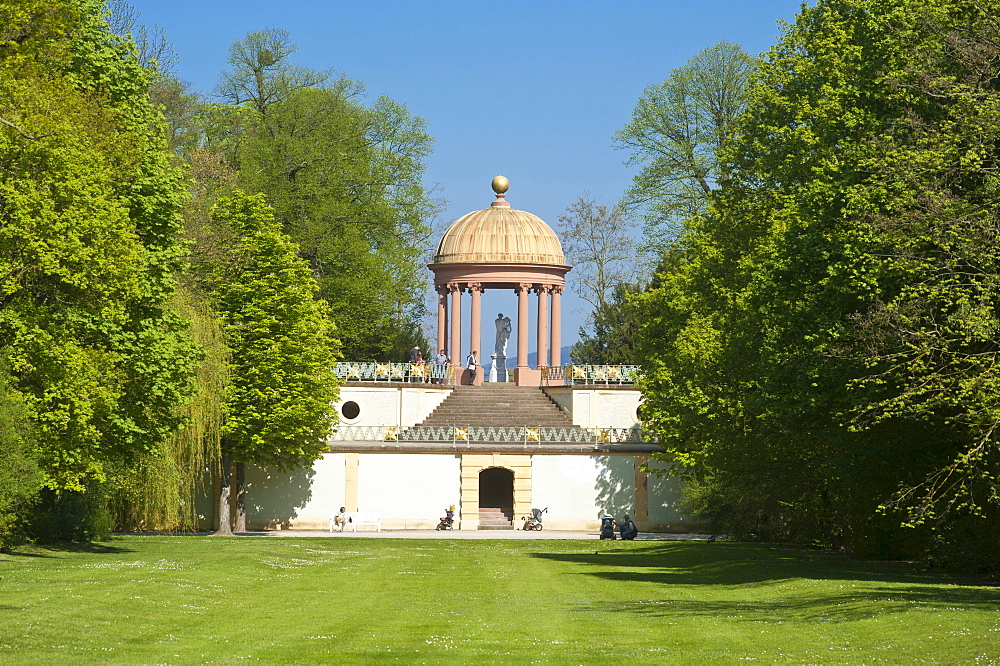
[
  {"left": 637, "top": 0, "right": 1000, "bottom": 567},
  {"left": 616, "top": 42, "right": 755, "bottom": 257},
  {"left": 557, "top": 194, "right": 638, "bottom": 311},
  {"left": 570, "top": 283, "right": 644, "bottom": 365},
  {"left": 213, "top": 30, "right": 436, "bottom": 360},
  {"left": 0, "top": 0, "right": 197, "bottom": 493},
  {"left": 0, "top": 360, "right": 40, "bottom": 551},
  {"left": 215, "top": 28, "right": 338, "bottom": 117},
  {"left": 205, "top": 191, "right": 339, "bottom": 535},
  {"left": 105, "top": 0, "right": 178, "bottom": 73}
]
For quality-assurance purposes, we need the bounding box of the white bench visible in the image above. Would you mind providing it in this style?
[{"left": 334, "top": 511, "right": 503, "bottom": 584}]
[{"left": 330, "top": 511, "right": 381, "bottom": 532}]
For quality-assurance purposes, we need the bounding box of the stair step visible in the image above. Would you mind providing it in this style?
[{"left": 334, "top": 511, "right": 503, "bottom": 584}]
[
  {"left": 478, "top": 507, "right": 513, "bottom": 526},
  {"left": 415, "top": 386, "right": 580, "bottom": 434}
]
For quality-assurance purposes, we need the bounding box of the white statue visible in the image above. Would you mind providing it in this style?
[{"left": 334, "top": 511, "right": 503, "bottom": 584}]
[{"left": 494, "top": 313, "right": 511, "bottom": 356}]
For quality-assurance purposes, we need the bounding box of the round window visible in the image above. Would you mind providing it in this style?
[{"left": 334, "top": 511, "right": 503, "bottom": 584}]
[{"left": 341, "top": 400, "right": 361, "bottom": 421}]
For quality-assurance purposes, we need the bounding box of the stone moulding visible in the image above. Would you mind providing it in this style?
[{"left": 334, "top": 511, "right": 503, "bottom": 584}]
[{"left": 327, "top": 424, "right": 659, "bottom": 454}]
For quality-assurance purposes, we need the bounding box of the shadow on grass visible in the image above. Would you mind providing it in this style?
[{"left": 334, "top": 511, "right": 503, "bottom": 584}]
[
  {"left": 576, "top": 584, "right": 998, "bottom": 622},
  {"left": 530, "top": 542, "right": 1000, "bottom": 619},
  {"left": 9, "top": 541, "right": 134, "bottom": 558}
]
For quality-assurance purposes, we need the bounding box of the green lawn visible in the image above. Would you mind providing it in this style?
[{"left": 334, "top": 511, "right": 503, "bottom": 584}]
[{"left": 1, "top": 536, "right": 997, "bottom": 664}]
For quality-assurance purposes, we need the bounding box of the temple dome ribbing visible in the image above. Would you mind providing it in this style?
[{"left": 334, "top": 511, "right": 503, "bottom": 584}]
[{"left": 432, "top": 178, "right": 567, "bottom": 267}]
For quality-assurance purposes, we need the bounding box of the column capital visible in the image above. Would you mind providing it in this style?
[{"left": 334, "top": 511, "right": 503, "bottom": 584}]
[
  {"left": 466, "top": 281, "right": 484, "bottom": 293},
  {"left": 515, "top": 282, "right": 533, "bottom": 294},
  {"left": 435, "top": 283, "right": 449, "bottom": 295},
  {"left": 533, "top": 284, "right": 553, "bottom": 295},
  {"left": 550, "top": 284, "right": 565, "bottom": 295},
  {"left": 447, "top": 282, "right": 464, "bottom": 294}
]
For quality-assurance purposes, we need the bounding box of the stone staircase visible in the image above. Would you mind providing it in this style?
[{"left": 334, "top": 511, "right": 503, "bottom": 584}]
[
  {"left": 417, "top": 383, "right": 574, "bottom": 427},
  {"left": 478, "top": 506, "right": 514, "bottom": 530}
]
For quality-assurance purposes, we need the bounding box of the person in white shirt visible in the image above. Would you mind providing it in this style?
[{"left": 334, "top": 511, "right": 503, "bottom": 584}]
[{"left": 466, "top": 350, "right": 479, "bottom": 385}]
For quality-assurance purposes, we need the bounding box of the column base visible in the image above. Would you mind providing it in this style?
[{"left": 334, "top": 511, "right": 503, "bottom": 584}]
[{"left": 513, "top": 367, "right": 541, "bottom": 387}]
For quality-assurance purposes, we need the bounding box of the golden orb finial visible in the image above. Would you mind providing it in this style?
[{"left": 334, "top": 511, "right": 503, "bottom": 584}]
[{"left": 491, "top": 175, "right": 509, "bottom": 194}]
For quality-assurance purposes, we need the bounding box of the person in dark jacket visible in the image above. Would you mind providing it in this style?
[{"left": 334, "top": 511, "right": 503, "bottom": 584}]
[{"left": 619, "top": 514, "right": 638, "bottom": 540}]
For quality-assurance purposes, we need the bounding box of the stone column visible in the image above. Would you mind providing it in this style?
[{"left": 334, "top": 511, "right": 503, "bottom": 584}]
[
  {"left": 535, "top": 285, "right": 550, "bottom": 368},
  {"left": 634, "top": 454, "right": 649, "bottom": 523},
  {"left": 345, "top": 453, "right": 359, "bottom": 512},
  {"left": 515, "top": 283, "right": 531, "bottom": 369},
  {"left": 468, "top": 282, "right": 483, "bottom": 384},
  {"left": 550, "top": 285, "right": 563, "bottom": 367},
  {"left": 436, "top": 285, "right": 447, "bottom": 355},
  {"left": 449, "top": 283, "right": 462, "bottom": 370}
]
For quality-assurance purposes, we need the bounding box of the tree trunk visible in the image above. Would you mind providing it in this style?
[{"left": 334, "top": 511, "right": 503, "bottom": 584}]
[
  {"left": 235, "top": 461, "right": 247, "bottom": 532},
  {"left": 215, "top": 452, "right": 233, "bottom": 536}
]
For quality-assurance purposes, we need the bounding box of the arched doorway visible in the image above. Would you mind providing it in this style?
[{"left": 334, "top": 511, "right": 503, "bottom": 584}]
[{"left": 478, "top": 467, "right": 514, "bottom": 528}]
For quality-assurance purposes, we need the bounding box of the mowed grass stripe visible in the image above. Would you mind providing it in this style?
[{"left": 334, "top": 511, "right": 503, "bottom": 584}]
[{"left": 1, "top": 537, "right": 998, "bottom": 663}]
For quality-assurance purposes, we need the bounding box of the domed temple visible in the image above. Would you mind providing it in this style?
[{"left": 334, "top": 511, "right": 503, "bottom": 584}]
[
  {"left": 429, "top": 176, "right": 570, "bottom": 385},
  {"left": 201, "top": 179, "right": 691, "bottom": 534}
]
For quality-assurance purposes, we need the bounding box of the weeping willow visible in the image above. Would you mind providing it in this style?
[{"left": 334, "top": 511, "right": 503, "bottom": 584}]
[{"left": 108, "top": 285, "right": 228, "bottom": 531}]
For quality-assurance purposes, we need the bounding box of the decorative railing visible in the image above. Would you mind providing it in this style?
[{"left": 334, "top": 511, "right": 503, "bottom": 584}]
[
  {"left": 541, "top": 365, "right": 640, "bottom": 386},
  {"left": 333, "top": 362, "right": 639, "bottom": 386},
  {"left": 334, "top": 362, "right": 456, "bottom": 384},
  {"left": 330, "top": 425, "right": 649, "bottom": 445}
]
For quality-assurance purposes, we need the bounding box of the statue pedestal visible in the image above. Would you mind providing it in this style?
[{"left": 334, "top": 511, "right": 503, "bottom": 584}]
[{"left": 489, "top": 354, "right": 508, "bottom": 383}]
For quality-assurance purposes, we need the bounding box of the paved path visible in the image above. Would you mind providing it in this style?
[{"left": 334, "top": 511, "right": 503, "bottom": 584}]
[{"left": 233, "top": 530, "right": 713, "bottom": 541}]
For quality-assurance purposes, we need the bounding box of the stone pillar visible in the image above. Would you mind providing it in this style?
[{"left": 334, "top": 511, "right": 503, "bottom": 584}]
[
  {"left": 469, "top": 282, "right": 483, "bottom": 384},
  {"left": 345, "top": 453, "right": 359, "bottom": 512},
  {"left": 449, "top": 283, "right": 462, "bottom": 371},
  {"left": 516, "top": 283, "right": 531, "bottom": 370},
  {"left": 634, "top": 454, "right": 649, "bottom": 522},
  {"left": 436, "top": 285, "right": 447, "bottom": 355},
  {"left": 550, "top": 286, "right": 563, "bottom": 367},
  {"left": 535, "top": 285, "right": 550, "bottom": 368}
]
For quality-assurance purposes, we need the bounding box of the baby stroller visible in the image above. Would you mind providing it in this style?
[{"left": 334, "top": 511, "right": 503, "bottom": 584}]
[
  {"left": 599, "top": 514, "right": 617, "bottom": 540},
  {"left": 522, "top": 507, "right": 548, "bottom": 531},
  {"left": 436, "top": 506, "right": 455, "bottom": 530}
]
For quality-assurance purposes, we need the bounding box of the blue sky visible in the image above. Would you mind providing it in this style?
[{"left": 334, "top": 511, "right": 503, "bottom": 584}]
[{"left": 126, "top": 0, "right": 805, "bottom": 359}]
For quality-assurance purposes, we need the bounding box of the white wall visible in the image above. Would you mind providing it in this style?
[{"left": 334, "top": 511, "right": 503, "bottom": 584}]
[
  {"left": 646, "top": 461, "right": 686, "bottom": 524},
  {"left": 335, "top": 385, "right": 451, "bottom": 428},
  {"left": 399, "top": 387, "right": 451, "bottom": 427},
  {"left": 238, "top": 444, "right": 688, "bottom": 531},
  {"left": 245, "top": 453, "right": 346, "bottom": 529},
  {"left": 358, "top": 453, "right": 461, "bottom": 526},
  {"left": 531, "top": 455, "right": 636, "bottom": 525},
  {"left": 595, "top": 391, "right": 642, "bottom": 428},
  {"left": 543, "top": 388, "right": 641, "bottom": 428}
]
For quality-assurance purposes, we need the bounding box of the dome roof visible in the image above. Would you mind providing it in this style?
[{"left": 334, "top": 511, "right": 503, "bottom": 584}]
[{"left": 432, "top": 178, "right": 567, "bottom": 267}]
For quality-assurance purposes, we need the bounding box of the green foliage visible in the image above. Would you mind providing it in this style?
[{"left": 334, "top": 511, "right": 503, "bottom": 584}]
[
  {"left": 213, "top": 30, "right": 436, "bottom": 360},
  {"left": 0, "top": 357, "right": 41, "bottom": 551},
  {"left": 149, "top": 73, "right": 202, "bottom": 157},
  {"left": 0, "top": 0, "right": 197, "bottom": 490},
  {"left": 27, "top": 485, "right": 113, "bottom": 544},
  {"left": 106, "top": 286, "right": 226, "bottom": 532},
  {"left": 570, "top": 283, "right": 644, "bottom": 365},
  {"left": 636, "top": 0, "right": 1000, "bottom": 566},
  {"left": 209, "top": 191, "right": 340, "bottom": 469},
  {"left": 616, "top": 41, "right": 756, "bottom": 257}
]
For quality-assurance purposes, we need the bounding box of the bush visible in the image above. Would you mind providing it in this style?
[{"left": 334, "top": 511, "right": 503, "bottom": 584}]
[
  {"left": 27, "top": 486, "right": 114, "bottom": 544},
  {"left": 0, "top": 362, "right": 42, "bottom": 552}
]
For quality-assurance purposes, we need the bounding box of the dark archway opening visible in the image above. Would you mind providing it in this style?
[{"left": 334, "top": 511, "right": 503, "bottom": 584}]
[{"left": 478, "top": 467, "right": 514, "bottom": 528}]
